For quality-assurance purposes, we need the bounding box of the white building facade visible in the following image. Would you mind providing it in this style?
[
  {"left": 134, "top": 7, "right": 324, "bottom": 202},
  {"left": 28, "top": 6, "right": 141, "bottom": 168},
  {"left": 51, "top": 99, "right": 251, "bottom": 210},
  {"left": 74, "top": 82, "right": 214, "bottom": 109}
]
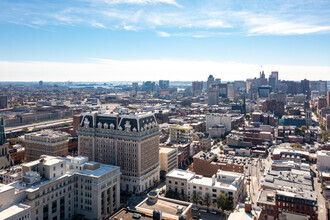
[
  {"left": 166, "top": 169, "right": 245, "bottom": 206},
  {"left": 4, "top": 155, "right": 121, "bottom": 220}
]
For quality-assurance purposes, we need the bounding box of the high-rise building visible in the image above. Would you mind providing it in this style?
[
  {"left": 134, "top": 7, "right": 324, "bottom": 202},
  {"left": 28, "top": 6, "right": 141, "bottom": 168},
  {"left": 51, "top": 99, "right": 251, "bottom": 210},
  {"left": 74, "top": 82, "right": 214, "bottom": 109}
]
[
  {"left": 317, "top": 97, "right": 327, "bottom": 112},
  {"left": 207, "top": 75, "right": 215, "bottom": 90},
  {"left": 218, "top": 83, "right": 227, "bottom": 98},
  {"left": 208, "top": 88, "right": 219, "bottom": 105},
  {"left": 301, "top": 79, "right": 311, "bottom": 99},
  {"left": 0, "top": 95, "right": 8, "bottom": 109},
  {"left": 269, "top": 92, "right": 287, "bottom": 105},
  {"left": 192, "top": 81, "right": 203, "bottom": 94},
  {"left": 21, "top": 130, "right": 69, "bottom": 162},
  {"left": 327, "top": 91, "right": 330, "bottom": 106},
  {"left": 270, "top": 71, "right": 279, "bottom": 84},
  {"left": 2, "top": 155, "right": 121, "bottom": 220},
  {"left": 268, "top": 75, "right": 276, "bottom": 90},
  {"left": 233, "top": 81, "right": 246, "bottom": 93},
  {"left": 310, "top": 80, "right": 327, "bottom": 96},
  {"left": 132, "top": 82, "right": 138, "bottom": 95},
  {"left": 0, "top": 117, "right": 11, "bottom": 169},
  {"left": 77, "top": 112, "right": 160, "bottom": 194},
  {"left": 142, "top": 81, "right": 156, "bottom": 92},
  {"left": 159, "top": 80, "right": 170, "bottom": 90},
  {"left": 262, "top": 100, "right": 285, "bottom": 116},
  {"left": 258, "top": 86, "right": 272, "bottom": 98},
  {"left": 227, "top": 84, "right": 236, "bottom": 99}
]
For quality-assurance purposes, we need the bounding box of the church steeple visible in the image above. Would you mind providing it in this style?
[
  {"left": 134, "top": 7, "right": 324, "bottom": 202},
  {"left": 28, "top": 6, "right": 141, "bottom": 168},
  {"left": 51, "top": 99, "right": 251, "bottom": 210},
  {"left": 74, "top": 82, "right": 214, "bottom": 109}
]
[{"left": 0, "top": 116, "right": 7, "bottom": 145}]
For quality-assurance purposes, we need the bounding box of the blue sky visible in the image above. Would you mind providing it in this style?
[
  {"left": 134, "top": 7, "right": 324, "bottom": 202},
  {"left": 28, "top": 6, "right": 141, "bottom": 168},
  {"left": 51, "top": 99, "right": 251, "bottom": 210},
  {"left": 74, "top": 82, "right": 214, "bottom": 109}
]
[{"left": 1, "top": 0, "right": 330, "bottom": 81}]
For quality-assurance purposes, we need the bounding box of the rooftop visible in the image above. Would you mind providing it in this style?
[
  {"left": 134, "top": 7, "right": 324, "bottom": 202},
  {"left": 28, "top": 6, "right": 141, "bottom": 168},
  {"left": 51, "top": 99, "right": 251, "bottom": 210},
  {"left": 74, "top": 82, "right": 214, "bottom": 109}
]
[
  {"left": 159, "top": 147, "right": 177, "bottom": 154},
  {"left": 0, "top": 183, "right": 14, "bottom": 193},
  {"left": 257, "top": 189, "right": 276, "bottom": 205},
  {"left": 136, "top": 196, "right": 192, "bottom": 218},
  {"left": 167, "top": 169, "right": 195, "bottom": 181},
  {"left": 24, "top": 129, "right": 69, "bottom": 138},
  {"left": 109, "top": 209, "right": 152, "bottom": 219},
  {"left": 261, "top": 168, "right": 316, "bottom": 201},
  {"left": 0, "top": 204, "right": 31, "bottom": 219}
]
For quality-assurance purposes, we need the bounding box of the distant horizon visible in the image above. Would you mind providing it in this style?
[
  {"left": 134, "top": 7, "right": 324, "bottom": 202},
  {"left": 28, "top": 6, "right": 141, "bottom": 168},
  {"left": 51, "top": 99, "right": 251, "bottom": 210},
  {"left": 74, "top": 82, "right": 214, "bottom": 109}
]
[{"left": 0, "top": 79, "right": 330, "bottom": 84}]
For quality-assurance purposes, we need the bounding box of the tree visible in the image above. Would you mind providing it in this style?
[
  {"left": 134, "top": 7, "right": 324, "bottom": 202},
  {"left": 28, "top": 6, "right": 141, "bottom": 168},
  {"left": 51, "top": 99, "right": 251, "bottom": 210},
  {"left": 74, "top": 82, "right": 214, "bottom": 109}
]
[
  {"left": 165, "top": 189, "right": 180, "bottom": 200},
  {"left": 204, "top": 193, "right": 211, "bottom": 210},
  {"left": 294, "top": 127, "right": 302, "bottom": 136},
  {"left": 22, "top": 127, "right": 29, "bottom": 132},
  {"left": 192, "top": 191, "right": 200, "bottom": 206},
  {"left": 217, "top": 194, "right": 225, "bottom": 211},
  {"left": 292, "top": 143, "right": 302, "bottom": 148},
  {"left": 63, "top": 122, "right": 71, "bottom": 127},
  {"left": 217, "top": 194, "right": 234, "bottom": 212},
  {"left": 223, "top": 196, "right": 234, "bottom": 211},
  {"left": 301, "top": 125, "right": 307, "bottom": 132}
]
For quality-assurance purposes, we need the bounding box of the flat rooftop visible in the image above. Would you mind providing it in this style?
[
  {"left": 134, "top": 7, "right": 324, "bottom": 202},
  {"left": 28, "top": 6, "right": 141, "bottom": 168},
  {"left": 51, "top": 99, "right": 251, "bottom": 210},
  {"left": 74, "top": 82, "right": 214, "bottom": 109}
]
[
  {"left": 257, "top": 189, "right": 276, "bottom": 205},
  {"left": 0, "top": 204, "right": 31, "bottom": 219},
  {"left": 189, "top": 176, "right": 238, "bottom": 191},
  {"left": 167, "top": 169, "right": 195, "bottom": 181},
  {"left": 109, "top": 209, "right": 152, "bottom": 220},
  {"left": 160, "top": 147, "right": 176, "bottom": 154},
  {"left": 137, "top": 197, "right": 190, "bottom": 217},
  {"left": 25, "top": 129, "right": 69, "bottom": 138},
  {"left": 0, "top": 183, "right": 14, "bottom": 193}
]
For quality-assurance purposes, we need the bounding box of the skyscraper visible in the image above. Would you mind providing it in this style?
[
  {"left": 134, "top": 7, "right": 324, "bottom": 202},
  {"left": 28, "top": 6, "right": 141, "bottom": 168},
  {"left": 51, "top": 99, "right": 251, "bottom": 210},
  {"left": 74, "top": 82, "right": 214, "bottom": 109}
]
[
  {"left": 159, "top": 80, "right": 170, "bottom": 90},
  {"left": 301, "top": 79, "right": 311, "bottom": 99},
  {"left": 207, "top": 75, "right": 215, "bottom": 90},
  {"left": 192, "top": 81, "right": 203, "bottom": 94},
  {"left": 271, "top": 71, "right": 279, "bottom": 84},
  {"left": 0, "top": 95, "right": 8, "bottom": 109},
  {"left": 0, "top": 117, "right": 11, "bottom": 169},
  {"left": 208, "top": 88, "right": 219, "bottom": 105},
  {"left": 77, "top": 112, "right": 160, "bottom": 193}
]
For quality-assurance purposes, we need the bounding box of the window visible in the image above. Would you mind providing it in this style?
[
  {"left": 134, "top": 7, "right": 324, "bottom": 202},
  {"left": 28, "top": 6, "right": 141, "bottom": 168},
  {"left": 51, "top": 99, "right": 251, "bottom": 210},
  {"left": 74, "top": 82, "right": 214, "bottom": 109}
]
[{"left": 212, "top": 189, "right": 217, "bottom": 192}]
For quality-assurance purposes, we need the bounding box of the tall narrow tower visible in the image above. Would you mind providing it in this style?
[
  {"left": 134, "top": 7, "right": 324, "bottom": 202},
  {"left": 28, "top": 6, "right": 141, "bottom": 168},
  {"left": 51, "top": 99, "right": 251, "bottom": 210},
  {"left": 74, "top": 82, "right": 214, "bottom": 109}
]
[{"left": 0, "top": 117, "right": 6, "bottom": 145}]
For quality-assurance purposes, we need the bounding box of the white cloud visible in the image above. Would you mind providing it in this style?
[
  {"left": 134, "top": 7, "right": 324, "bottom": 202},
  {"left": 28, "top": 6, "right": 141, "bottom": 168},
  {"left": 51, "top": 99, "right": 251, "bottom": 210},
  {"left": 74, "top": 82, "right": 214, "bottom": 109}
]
[
  {"left": 249, "top": 22, "right": 330, "bottom": 35},
  {"left": 91, "top": 22, "right": 106, "bottom": 28},
  {"left": 157, "top": 31, "right": 171, "bottom": 37},
  {"left": 123, "top": 25, "right": 138, "bottom": 31},
  {"left": 0, "top": 59, "right": 329, "bottom": 82},
  {"left": 95, "top": 0, "right": 181, "bottom": 7},
  {"left": 2, "top": 0, "right": 330, "bottom": 36}
]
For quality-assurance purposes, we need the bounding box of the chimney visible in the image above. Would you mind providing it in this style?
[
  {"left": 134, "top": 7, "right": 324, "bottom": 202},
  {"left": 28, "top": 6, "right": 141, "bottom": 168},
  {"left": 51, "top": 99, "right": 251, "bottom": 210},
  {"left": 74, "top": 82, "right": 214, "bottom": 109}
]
[{"left": 245, "top": 199, "right": 252, "bottom": 213}]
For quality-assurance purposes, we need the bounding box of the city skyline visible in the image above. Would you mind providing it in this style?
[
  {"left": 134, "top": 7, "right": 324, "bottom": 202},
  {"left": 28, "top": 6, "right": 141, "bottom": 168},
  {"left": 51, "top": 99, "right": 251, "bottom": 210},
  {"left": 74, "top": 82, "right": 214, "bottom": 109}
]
[{"left": 1, "top": 0, "right": 330, "bottom": 81}]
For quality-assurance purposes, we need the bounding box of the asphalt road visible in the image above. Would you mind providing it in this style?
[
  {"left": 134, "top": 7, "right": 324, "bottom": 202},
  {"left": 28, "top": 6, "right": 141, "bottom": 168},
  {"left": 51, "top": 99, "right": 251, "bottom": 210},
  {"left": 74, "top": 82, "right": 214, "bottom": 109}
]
[{"left": 192, "top": 209, "right": 226, "bottom": 220}]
